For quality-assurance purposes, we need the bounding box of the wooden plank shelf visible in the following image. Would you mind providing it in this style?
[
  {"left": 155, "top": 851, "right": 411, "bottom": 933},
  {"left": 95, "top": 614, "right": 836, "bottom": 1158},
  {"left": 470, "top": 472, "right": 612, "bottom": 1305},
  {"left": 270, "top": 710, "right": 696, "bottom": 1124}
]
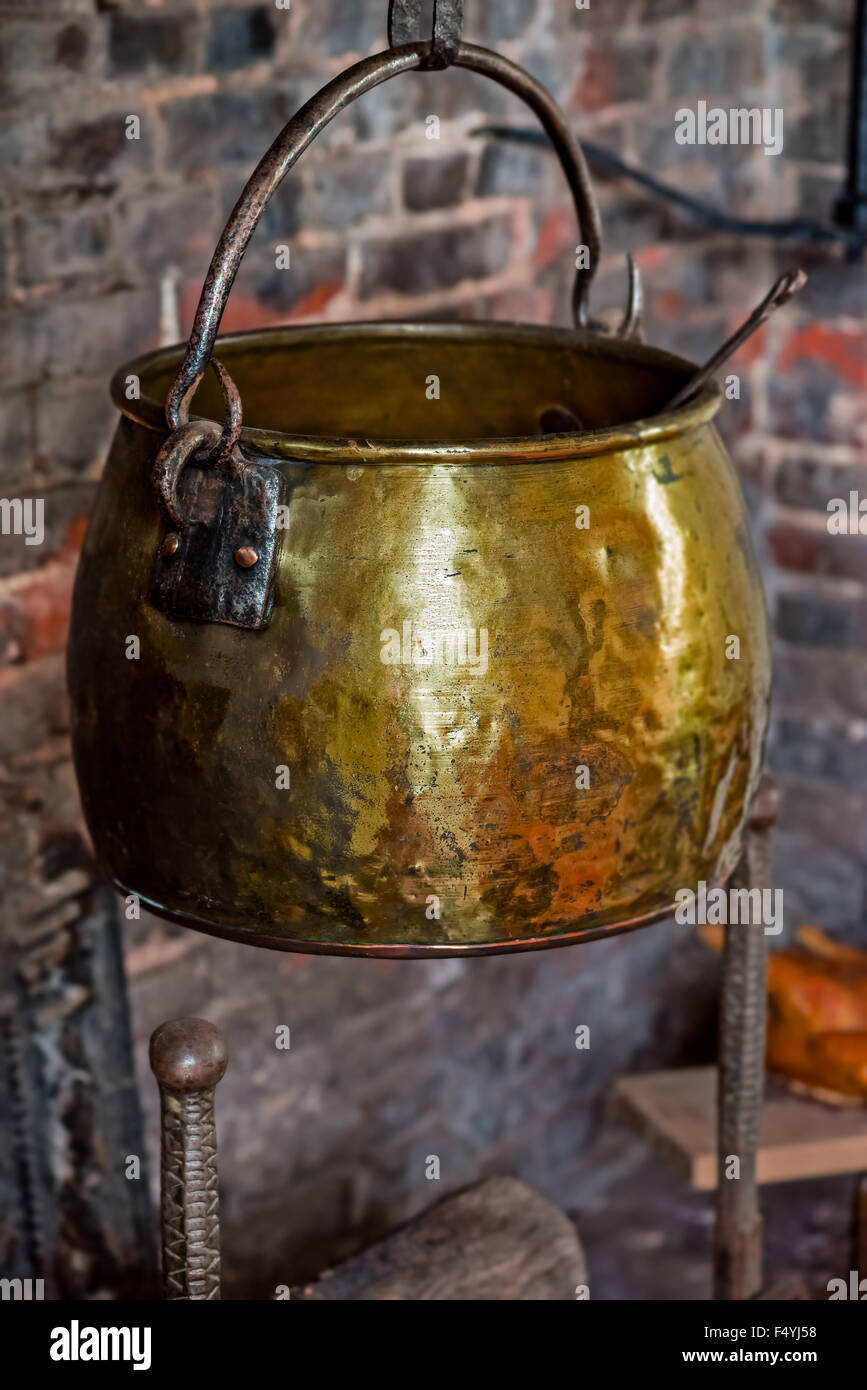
[{"left": 612, "top": 1066, "right": 867, "bottom": 1192}]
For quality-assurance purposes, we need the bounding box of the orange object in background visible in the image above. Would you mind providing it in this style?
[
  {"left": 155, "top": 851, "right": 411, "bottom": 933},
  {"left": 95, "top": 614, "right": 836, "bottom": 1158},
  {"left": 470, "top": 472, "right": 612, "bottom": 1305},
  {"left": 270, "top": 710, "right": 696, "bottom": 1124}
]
[
  {"left": 701, "top": 924, "right": 867, "bottom": 1103},
  {"left": 766, "top": 928, "right": 867, "bottom": 1103}
]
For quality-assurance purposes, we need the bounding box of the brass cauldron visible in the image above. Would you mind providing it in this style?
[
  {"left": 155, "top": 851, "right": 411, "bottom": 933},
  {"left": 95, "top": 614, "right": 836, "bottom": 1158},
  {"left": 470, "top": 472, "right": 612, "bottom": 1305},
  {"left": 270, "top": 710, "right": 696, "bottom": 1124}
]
[{"left": 67, "top": 35, "right": 770, "bottom": 957}]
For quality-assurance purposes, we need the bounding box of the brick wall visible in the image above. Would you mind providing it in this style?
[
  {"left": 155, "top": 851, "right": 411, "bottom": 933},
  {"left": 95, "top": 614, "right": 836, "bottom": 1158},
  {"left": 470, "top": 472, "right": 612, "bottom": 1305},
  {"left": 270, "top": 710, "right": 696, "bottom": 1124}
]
[{"left": 2, "top": 0, "right": 866, "bottom": 1295}]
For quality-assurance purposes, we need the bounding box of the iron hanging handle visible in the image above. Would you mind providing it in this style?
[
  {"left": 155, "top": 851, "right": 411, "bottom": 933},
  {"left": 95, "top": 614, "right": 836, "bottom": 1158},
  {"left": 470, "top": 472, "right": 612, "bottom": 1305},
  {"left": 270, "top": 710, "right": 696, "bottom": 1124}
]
[{"left": 166, "top": 41, "right": 624, "bottom": 439}]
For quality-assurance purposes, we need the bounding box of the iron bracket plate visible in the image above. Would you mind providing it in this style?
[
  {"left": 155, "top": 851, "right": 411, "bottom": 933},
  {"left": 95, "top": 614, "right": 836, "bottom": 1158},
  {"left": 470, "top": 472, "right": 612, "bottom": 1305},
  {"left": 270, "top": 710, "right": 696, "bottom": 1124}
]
[{"left": 151, "top": 453, "right": 283, "bottom": 631}]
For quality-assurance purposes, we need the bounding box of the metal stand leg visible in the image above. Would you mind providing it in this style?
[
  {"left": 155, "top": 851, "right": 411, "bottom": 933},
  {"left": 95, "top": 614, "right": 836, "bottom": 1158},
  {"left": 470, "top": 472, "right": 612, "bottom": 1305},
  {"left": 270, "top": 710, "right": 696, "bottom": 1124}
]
[
  {"left": 149, "top": 1018, "right": 227, "bottom": 1300},
  {"left": 713, "top": 775, "right": 779, "bottom": 1300}
]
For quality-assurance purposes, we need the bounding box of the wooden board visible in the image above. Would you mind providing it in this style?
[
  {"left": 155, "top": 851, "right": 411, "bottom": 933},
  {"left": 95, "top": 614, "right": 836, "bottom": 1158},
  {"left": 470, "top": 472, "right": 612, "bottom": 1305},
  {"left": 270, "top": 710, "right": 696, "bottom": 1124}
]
[
  {"left": 293, "top": 1178, "right": 586, "bottom": 1301},
  {"left": 612, "top": 1066, "right": 867, "bottom": 1191}
]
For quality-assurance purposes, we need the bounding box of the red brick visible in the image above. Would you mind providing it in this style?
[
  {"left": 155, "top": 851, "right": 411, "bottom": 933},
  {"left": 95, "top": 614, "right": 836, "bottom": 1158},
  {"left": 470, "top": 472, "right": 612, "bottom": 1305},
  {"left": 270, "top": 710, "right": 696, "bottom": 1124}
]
[
  {"left": 767, "top": 519, "right": 867, "bottom": 586},
  {"left": 779, "top": 324, "right": 867, "bottom": 392},
  {"left": 573, "top": 37, "right": 658, "bottom": 113},
  {"left": 0, "top": 556, "right": 76, "bottom": 664},
  {"left": 0, "top": 482, "right": 95, "bottom": 578},
  {"left": 359, "top": 216, "right": 514, "bottom": 300}
]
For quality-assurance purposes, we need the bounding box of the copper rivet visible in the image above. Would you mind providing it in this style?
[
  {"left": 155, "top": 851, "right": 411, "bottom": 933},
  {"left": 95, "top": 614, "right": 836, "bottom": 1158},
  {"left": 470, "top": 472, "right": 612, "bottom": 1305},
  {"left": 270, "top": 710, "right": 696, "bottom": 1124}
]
[
  {"left": 161, "top": 533, "right": 180, "bottom": 558},
  {"left": 234, "top": 546, "right": 258, "bottom": 568}
]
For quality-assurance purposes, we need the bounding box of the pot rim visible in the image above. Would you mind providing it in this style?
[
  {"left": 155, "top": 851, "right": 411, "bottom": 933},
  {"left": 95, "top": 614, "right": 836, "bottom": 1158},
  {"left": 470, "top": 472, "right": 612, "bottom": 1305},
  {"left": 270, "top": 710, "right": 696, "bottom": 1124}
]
[{"left": 111, "top": 319, "right": 723, "bottom": 466}]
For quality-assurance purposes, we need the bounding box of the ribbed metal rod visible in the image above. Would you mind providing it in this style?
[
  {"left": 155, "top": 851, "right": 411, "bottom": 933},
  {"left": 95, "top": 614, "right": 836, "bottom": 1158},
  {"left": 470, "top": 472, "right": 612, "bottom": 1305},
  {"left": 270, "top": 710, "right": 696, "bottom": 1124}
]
[
  {"left": 149, "top": 1019, "right": 228, "bottom": 1301},
  {"left": 713, "top": 776, "right": 779, "bottom": 1300}
]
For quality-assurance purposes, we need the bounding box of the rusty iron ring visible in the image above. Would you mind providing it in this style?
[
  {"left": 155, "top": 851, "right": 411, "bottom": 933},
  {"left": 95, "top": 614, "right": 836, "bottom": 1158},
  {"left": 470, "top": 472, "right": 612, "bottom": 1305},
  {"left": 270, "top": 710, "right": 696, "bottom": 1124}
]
[
  {"left": 154, "top": 419, "right": 224, "bottom": 530},
  {"left": 166, "top": 41, "right": 619, "bottom": 431},
  {"left": 173, "top": 356, "right": 243, "bottom": 469},
  {"left": 388, "top": 0, "right": 464, "bottom": 68}
]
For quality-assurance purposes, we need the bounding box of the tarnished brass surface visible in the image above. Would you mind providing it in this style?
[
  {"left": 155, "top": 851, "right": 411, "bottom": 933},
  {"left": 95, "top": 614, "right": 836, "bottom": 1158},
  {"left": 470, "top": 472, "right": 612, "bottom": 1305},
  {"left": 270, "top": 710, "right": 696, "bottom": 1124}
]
[{"left": 67, "top": 321, "right": 770, "bottom": 956}]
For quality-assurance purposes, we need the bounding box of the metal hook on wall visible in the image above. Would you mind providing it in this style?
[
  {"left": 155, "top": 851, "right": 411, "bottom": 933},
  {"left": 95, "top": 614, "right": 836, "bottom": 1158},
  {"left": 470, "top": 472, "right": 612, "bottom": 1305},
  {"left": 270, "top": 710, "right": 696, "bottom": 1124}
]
[{"left": 388, "top": 0, "right": 465, "bottom": 69}]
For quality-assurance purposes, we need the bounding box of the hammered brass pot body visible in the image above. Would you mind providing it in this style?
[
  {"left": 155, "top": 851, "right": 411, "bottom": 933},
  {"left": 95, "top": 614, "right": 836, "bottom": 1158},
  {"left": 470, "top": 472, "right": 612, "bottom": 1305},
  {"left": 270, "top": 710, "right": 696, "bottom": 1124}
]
[{"left": 68, "top": 322, "right": 770, "bottom": 956}]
